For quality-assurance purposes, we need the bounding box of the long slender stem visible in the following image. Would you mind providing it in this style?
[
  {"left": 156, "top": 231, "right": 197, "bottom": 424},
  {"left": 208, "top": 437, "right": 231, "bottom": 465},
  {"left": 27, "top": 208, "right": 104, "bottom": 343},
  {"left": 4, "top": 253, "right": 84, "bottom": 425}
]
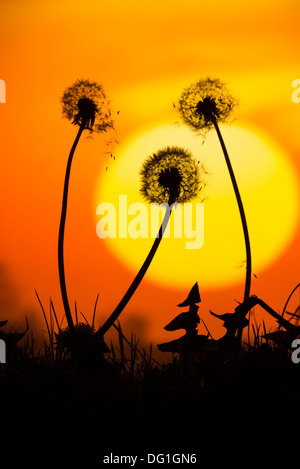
[
  {"left": 98, "top": 200, "right": 174, "bottom": 337},
  {"left": 281, "top": 282, "right": 300, "bottom": 318},
  {"left": 58, "top": 124, "right": 85, "bottom": 332},
  {"left": 213, "top": 120, "right": 252, "bottom": 338}
]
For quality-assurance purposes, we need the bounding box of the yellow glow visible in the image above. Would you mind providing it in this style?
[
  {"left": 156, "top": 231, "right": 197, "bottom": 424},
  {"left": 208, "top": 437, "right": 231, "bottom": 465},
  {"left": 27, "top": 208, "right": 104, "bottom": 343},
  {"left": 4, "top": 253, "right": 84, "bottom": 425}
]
[{"left": 96, "top": 122, "right": 299, "bottom": 289}]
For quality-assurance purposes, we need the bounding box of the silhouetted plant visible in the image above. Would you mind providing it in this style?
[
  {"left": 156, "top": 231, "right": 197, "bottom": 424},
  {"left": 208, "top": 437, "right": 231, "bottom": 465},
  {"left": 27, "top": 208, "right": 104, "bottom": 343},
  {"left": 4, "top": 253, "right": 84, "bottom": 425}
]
[
  {"left": 61, "top": 79, "right": 113, "bottom": 133},
  {"left": 55, "top": 322, "right": 109, "bottom": 363},
  {"left": 157, "top": 283, "right": 206, "bottom": 356},
  {"left": 59, "top": 79, "right": 114, "bottom": 332},
  {"left": 177, "top": 78, "right": 237, "bottom": 134},
  {"left": 140, "top": 146, "right": 201, "bottom": 204},
  {"left": 98, "top": 147, "right": 202, "bottom": 336},
  {"left": 177, "top": 77, "right": 251, "bottom": 340},
  {"left": 209, "top": 305, "right": 249, "bottom": 349}
]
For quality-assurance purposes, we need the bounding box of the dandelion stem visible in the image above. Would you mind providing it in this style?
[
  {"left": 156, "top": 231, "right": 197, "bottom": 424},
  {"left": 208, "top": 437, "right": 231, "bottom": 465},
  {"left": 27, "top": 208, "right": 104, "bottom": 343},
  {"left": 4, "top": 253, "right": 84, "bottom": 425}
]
[
  {"left": 213, "top": 119, "right": 252, "bottom": 338},
  {"left": 98, "top": 199, "right": 174, "bottom": 336},
  {"left": 58, "top": 123, "right": 85, "bottom": 332}
]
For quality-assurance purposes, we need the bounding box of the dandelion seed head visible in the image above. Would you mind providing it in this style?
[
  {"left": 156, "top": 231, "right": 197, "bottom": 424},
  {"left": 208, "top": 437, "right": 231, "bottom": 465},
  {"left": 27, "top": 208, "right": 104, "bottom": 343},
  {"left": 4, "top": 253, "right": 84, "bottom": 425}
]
[
  {"left": 61, "top": 79, "right": 114, "bottom": 133},
  {"left": 158, "top": 166, "right": 183, "bottom": 202},
  {"left": 177, "top": 77, "right": 237, "bottom": 133},
  {"left": 140, "top": 146, "right": 203, "bottom": 204},
  {"left": 54, "top": 323, "right": 109, "bottom": 356}
]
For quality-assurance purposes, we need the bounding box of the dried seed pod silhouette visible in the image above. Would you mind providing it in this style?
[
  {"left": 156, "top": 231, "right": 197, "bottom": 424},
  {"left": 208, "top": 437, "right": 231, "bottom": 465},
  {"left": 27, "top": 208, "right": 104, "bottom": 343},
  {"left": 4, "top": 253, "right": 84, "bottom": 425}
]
[
  {"left": 177, "top": 78, "right": 251, "bottom": 341},
  {"left": 177, "top": 282, "right": 201, "bottom": 307},
  {"left": 211, "top": 295, "right": 300, "bottom": 348},
  {"left": 97, "top": 148, "right": 203, "bottom": 337},
  {"left": 157, "top": 333, "right": 209, "bottom": 355},
  {"left": 164, "top": 306, "right": 200, "bottom": 334},
  {"left": 209, "top": 309, "right": 249, "bottom": 331},
  {"left": 58, "top": 79, "right": 114, "bottom": 332},
  {"left": 164, "top": 283, "right": 201, "bottom": 335},
  {"left": 157, "top": 283, "right": 208, "bottom": 355}
]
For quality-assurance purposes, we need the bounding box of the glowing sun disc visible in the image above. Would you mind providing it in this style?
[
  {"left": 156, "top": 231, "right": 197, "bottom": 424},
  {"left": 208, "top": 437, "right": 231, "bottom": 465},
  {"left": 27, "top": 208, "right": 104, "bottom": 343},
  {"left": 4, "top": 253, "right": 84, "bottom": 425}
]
[{"left": 95, "top": 123, "right": 299, "bottom": 289}]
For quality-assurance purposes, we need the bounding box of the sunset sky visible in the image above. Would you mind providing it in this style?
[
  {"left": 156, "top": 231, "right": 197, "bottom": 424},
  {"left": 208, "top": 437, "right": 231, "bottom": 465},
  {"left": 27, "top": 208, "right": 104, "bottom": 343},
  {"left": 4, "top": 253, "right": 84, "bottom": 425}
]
[{"left": 0, "top": 0, "right": 299, "bottom": 352}]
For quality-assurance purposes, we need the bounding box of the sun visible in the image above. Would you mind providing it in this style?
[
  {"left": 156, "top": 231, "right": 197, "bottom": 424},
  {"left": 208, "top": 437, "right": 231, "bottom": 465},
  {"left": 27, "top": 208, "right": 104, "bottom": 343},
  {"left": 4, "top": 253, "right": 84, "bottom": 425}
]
[{"left": 95, "top": 122, "right": 299, "bottom": 289}]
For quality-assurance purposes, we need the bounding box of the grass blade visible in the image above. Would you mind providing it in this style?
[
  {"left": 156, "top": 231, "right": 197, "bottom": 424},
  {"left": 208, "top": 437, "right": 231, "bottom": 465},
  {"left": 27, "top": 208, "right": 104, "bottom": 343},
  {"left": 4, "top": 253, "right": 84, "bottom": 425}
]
[
  {"left": 92, "top": 293, "right": 99, "bottom": 329},
  {"left": 34, "top": 289, "right": 54, "bottom": 359}
]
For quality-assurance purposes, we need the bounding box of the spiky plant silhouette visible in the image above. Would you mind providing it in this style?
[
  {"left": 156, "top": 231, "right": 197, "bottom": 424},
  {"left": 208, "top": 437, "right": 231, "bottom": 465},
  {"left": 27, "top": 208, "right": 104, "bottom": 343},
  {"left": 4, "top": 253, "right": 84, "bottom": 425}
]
[
  {"left": 98, "top": 146, "right": 202, "bottom": 336},
  {"left": 59, "top": 79, "right": 114, "bottom": 332},
  {"left": 177, "top": 77, "right": 251, "bottom": 340}
]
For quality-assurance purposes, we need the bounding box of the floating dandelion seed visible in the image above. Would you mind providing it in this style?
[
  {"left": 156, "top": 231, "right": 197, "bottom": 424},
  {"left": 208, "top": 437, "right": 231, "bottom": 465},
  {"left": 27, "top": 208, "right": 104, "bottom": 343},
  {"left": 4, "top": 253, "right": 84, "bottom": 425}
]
[
  {"left": 140, "top": 146, "right": 201, "bottom": 205},
  {"left": 177, "top": 77, "right": 238, "bottom": 134},
  {"left": 61, "top": 79, "right": 114, "bottom": 133},
  {"left": 97, "top": 146, "right": 203, "bottom": 337},
  {"left": 177, "top": 78, "right": 251, "bottom": 342}
]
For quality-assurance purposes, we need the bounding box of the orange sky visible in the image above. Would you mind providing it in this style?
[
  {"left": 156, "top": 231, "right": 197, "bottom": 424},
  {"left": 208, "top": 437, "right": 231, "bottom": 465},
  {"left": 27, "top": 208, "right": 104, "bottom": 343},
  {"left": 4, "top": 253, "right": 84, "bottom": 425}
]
[{"left": 0, "top": 0, "right": 300, "bottom": 353}]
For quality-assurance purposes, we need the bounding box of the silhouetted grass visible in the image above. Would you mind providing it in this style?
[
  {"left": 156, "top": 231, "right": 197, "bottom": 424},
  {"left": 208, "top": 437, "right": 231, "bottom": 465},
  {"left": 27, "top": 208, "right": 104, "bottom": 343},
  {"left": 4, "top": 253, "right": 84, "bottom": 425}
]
[{"left": 1, "top": 289, "right": 300, "bottom": 465}]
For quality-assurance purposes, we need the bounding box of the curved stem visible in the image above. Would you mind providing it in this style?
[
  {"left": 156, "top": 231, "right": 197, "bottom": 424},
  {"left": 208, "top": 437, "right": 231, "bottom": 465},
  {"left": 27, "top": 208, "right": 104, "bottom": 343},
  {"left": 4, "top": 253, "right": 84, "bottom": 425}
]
[
  {"left": 282, "top": 282, "right": 300, "bottom": 318},
  {"left": 98, "top": 199, "right": 174, "bottom": 336},
  {"left": 58, "top": 124, "right": 85, "bottom": 332},
  {"left": 213, "top": 120, "right": 252, "bottom": 337}
]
